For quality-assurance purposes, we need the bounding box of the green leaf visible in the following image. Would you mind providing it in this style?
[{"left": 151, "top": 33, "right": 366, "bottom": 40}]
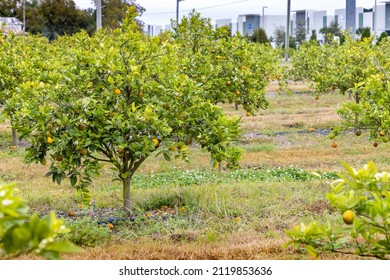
[
  {"left": 305, "top": 245, "right": 318, "bottom": 258},
  {"left": 44, "top": 240, "right": 83, "bottom": 253}
]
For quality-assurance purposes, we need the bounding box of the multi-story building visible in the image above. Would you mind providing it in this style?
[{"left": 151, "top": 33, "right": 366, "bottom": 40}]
[{"left": 144, "top": 2, "right": 390, "bottom": 40}]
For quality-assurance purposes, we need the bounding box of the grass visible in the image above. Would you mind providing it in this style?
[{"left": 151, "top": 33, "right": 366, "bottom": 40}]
[{"left": 1, "top": 88, "right": 390, "bottom": 260}]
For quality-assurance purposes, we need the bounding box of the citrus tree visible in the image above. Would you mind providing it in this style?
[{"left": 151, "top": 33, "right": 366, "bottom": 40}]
[
  {"left": 285, "top": 161, "right": 390, "bottom": 260},
  {"left": 9, "top": 10, "right": 242, "bottom": 215},
  {"left": 0, "top": 182, "right": 80, "bottom": 259},
  {"left": 172, "top": 11, "right": 282, "bottom": 114},
  {"left": 0, "top": 31, "right": 51, "bottom": 146}
]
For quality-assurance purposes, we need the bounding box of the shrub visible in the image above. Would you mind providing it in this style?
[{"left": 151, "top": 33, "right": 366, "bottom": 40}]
[{"left": 284, "top": 161, "right": 390, "bottom": 260}]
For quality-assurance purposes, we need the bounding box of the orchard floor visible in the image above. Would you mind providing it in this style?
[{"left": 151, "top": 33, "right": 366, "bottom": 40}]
[{"left": 1, "top": 83, "right": 389, "bottom": 260}]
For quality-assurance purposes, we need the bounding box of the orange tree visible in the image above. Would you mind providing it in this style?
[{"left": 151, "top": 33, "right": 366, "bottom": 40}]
[
  {"left": 9, "top": 10, "right": 242, "bottom": 215},
  {"left": 172, "top": 11, "right": 281, "bottom": 114},
  {"left": 285, "top": 162, "right": 390, "bottom": 260},
  {"left": 291, "top": 36, "right": 390, "bottom": 139},
  {"left": 330, "top": 38, "right": 390, "bottom": 142},
  {"left": 0, "top": 32, "right": 51, "bottom": 145}
]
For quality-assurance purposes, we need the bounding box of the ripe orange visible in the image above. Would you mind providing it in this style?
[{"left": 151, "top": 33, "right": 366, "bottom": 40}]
[
  {"left": 379, "top": 131, "right": 385, "bottom": 136},
  {"left": 309, "top": 127, "right": 316, "bottom": 132},
  {"left": 331, "top": 141, "right": 337, "bottom": 148},
  {"left": 114, "top": 88, "right": 121, "bottom": 95},
  {"left": 68, "top": 211, "right": 75, "bottom": 217},
  {"left": 46, "top": 137, "right": 53, "bottom": 144},
  {"left": 152, "top": 138, "right": 159, "bottom": 147},
  {"left": 108, "top": 223, "right": 114, "bottom": 229},
  {"left": 246, "top": 112, "right": 250, "bottom": 117},
  {"left": 342, "top": 210, "right": 355, "bottom": 225},
  {"left": 169, "top": 146, "right": 177, "bottom": 151}
]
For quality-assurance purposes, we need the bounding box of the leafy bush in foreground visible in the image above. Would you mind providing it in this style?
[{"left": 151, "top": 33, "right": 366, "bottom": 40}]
[{"left": 285, "top": 161, "right": 390, "bottom": 260}]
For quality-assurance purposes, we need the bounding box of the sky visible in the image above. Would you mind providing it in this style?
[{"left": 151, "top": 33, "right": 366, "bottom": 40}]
[{"left": 74, "top": 0, "right": 382, "bottom": 25}]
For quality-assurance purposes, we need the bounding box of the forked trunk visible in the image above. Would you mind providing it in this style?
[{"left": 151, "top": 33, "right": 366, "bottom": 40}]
[{"left": 123, "top": 177, "right": 132, "bottom": 216}]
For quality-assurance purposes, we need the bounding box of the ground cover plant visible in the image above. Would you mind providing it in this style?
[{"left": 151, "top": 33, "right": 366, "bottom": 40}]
[{"left": 1, "top": 11, "right": 390, "bottom": 259}]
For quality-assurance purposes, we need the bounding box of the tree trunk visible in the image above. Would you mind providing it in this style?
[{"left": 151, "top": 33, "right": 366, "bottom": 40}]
[
  {"left": 11, "top": 120, "right": 18, "bottom": 146},
  {"left": 122, "top": 177, "right": 132, "bottom": 216},
  {"left": 12, "top": 128, "right": 18, "bottom": 146}
]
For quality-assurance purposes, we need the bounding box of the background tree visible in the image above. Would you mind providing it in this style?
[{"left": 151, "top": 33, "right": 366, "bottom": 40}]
[
  {"left": 320, "top": 20, "right": 345, "bottom": 44},
  {"left": 38, "top": 0, "right": 92, "bottom": 40},
  {"left": 356, "top": 27, "right": 371, "bottom": 40},
  {"left": 250, "top": 28, "right": 269, "bottom": 44},
  {"left": 295, "top": 22, "right": 307, "bottom": 45},
  {"left": 273, "top": 26, "right": 285, "bottom": 47},
  {"left": 0, "top": 0, "right": 17, "bottom": 17},
  {"left": 309, "top": 29, "right": 319, "bottom": 44},
  {"left": 102, "top": 0, "right": 145, "bottom": 30},
  {"left": 376, "top": 31, "right": 388, "bottom": 45}
]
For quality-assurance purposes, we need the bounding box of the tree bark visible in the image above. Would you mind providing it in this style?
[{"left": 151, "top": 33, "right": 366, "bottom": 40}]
[
  {"left": 122, "top": 176, "right": 132, "bottom": 216},
  {"left": 11, "top": 125, "right": 18, "bottom": 146}
]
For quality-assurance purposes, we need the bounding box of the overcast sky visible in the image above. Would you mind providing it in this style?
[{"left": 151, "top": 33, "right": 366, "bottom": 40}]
[{"left": 75, "top": 0, "right": 381, "bottom": 25}]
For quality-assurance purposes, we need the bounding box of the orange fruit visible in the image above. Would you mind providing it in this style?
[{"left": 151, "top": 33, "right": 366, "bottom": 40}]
[
  {"left": 138, "top": 92, "right": 143, "bottom": 98},
  {"left": 309, "top": 127, "right": 316, "bottom": 132},
  {"left": 68, "top": 211, "right": 75, "bottom": 217},
  {"left": 114, "top": 88, "right": 121, "bottom": 95},
  {"left": 108, "top": 223, "right": 114, "bottom": 229},
  {"left": 331, "top": 141, "right": 337, "bottom": 148},
  {"left": 145, "top": 212, "right": 153, "bottom": 218},
  {"left": 246, "top": 112, "right": 250, "bottom": 117},
  {"left": 46, "top": 137, "right": 53, "bottom": 144},
  {"left": 80, "top": 148, "right": 88, "bottom": 155},
  {"left": 342, "top": 210, "right": 355, "bottom": 225},
  {"left": 152, "top": 138, "right": 159, "bottom": 147},
  {"left": 379, "top": 131, "right": 385, "bottom": 136}
]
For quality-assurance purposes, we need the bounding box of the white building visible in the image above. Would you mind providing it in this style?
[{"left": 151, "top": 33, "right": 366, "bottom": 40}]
[
  {"left": 143, "top": 3, "right": 390, "bottom": 40},
  {"left": 0, "top": 17, "right": 23, "bottom": 35}
]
